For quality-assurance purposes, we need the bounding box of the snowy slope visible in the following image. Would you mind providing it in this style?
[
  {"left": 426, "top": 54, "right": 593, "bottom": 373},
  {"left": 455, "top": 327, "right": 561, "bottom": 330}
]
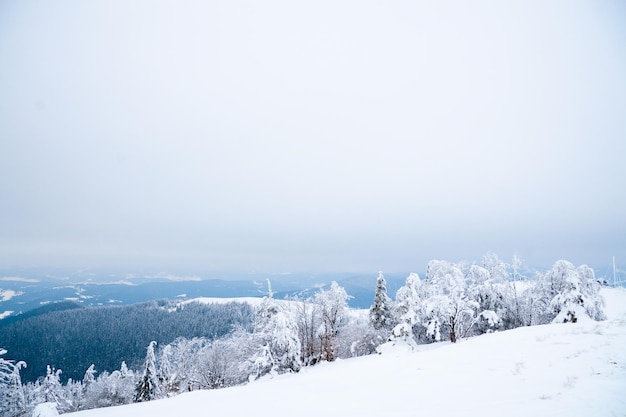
[{"left": 68, "top": 288, "right": 626, "bottom": 417}]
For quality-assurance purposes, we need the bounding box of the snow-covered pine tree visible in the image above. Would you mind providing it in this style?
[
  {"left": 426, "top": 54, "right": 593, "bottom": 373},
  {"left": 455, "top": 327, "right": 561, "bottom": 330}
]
[
  {"left": 79, "top": 364, "right": 98, "bottom": 410},
  {"left": 369, "top": 271, "right": 395, "bottom": 331},
  {"left": 83, "top": 364, "right": 96, "bottom": 387},
  {"left": 158, "top": 344, "right": 177, "bottom": 396},
  {"left": 0, "top": 348, "right": 27, "bottom": 417},
  {"left": 134, "top": 341, "right": 163, "bottom": 402},
  {"left": 391, "top": 273, "right": 421, "bottom": 346}
]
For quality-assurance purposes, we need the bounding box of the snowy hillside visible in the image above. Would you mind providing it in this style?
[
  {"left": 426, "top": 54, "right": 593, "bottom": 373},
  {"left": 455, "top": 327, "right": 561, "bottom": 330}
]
[{"left": 65, "top": 287, "right": 626, "bottom": 417}]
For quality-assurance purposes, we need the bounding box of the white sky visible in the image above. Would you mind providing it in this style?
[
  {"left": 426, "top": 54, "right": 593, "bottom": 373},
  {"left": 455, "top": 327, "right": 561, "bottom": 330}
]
[{"left": 1, "top": 0, "right": 625, "bottom": 274}]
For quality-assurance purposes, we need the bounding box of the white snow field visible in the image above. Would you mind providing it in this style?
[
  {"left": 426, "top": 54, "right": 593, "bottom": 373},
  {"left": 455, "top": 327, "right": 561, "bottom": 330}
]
[{"left": 68, "top": 288, "right": 626, "bottom": 417}]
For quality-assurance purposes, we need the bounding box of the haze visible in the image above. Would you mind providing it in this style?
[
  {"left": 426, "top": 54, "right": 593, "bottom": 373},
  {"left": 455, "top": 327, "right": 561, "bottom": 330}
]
[{"left": 1, "top": 0, "right": 625, "bottom": 274}]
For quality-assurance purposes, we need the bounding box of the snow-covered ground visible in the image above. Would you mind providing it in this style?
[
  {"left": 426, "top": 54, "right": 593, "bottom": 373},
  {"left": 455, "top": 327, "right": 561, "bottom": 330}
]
[
  {"left": 0, "top": 288, "right": 22, "bottom": 301},
  {"left": 68, "top": 287, "right": 626, "bottom": 417}
]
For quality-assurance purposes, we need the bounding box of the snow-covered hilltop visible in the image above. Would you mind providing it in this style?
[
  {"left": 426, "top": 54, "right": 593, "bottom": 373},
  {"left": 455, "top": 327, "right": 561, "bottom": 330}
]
[{"left": 63, "top": 286, "right": 626, "bottom": 417}]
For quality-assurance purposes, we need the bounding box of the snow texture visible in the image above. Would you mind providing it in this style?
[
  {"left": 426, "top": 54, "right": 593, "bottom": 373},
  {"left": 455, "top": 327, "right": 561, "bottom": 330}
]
[{"left": 32, "top": 403, "right": 59, "bottom": 417}]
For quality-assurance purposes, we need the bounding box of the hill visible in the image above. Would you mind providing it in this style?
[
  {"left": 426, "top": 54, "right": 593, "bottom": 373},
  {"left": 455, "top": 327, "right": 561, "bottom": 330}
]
[{"left": 64, "top": 287, "right": 626, "bottom": 417}]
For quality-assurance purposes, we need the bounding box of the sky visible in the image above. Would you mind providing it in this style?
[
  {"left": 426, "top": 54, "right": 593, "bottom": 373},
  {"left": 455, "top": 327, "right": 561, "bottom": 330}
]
[{"left": 0, "top": 0, "right": 625, "bottom": 275}]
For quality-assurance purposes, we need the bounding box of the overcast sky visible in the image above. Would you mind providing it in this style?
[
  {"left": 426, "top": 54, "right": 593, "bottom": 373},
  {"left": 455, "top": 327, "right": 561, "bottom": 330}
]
[{"left": 0, "top": 0, "right": 625, "bottom": 275}]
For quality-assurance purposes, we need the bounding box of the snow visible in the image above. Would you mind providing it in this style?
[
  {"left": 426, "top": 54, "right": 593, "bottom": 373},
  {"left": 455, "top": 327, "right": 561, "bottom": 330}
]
[
  {"left": 0, "top": 289, "right": 22, "bottom": 301},
  {"left": 32, "top": 403, "right": 59, "bottom": 417},
  {"left": 0, "top": 310, "right": 13, "bottom": 319},
  {"left": 66, "top": 287, "right": 626, "bottom": 417}
]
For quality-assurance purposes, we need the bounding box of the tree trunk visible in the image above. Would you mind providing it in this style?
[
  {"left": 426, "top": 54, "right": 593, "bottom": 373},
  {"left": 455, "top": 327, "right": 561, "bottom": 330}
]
[{"left": 449, "top": 316, "right": 457, "bottom": 343}]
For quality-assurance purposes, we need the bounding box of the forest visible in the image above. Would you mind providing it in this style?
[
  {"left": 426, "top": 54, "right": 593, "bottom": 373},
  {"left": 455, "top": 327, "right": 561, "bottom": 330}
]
[
  {"left": 0, "top": 300, "right": 255, "bottom": 383},
  {"left": 0, "top": 255, "right": 608, "bottom": 417}
]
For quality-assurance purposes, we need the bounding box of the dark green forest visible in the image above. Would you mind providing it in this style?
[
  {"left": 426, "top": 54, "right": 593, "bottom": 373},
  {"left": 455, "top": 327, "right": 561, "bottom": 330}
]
[{"left": 0, "top": 300, "right": 254, "bottom": 382}]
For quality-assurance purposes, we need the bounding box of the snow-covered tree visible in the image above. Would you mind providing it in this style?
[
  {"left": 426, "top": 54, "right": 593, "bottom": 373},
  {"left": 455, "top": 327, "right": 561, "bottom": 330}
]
[
  {"left": 158, "top": 344, "right": 177, "bottom": 396},
  {"left": 338, "top": 310, "right": 379, "bottom": 357},
  {"left": 154, "top": 337, "right": 206, "bottom": 393},
  {"left": 82, "top": 364, "right": 96, "bottom": 388},
  {"left": 27, "top": 365, "right": 74, "bottom": 414},
  {"left": 369, "top": 271, "right": 395, "bottom": 332},
  {"left": 509, "top": 254, "right": 527, "bottom": 328},
  {"left": 206, "top": 328, "right": 260, "bottom": 388},
  {"left": 134, "top": 341, "right": 163, "bottom": 402},
  {"left": 465, "top": 255, "right": 523, "bottom": 333},
  {"left": 115, "top": 362, "right": 136, "bottom": 405},
  {"left": 482, "top": 252, "right": 509, "bottom": 282},
  {"left": 78, "top": 362, "right": 133, "bottom": 410},
  {"left": 575, "top": 265, "right": 605, "bottom": 321},
  {"left": 78, "top": 364, "right": 98, "bottom": 410},
  {"left": 42, "top": 367, "right": 63, "bottom": 405},
  {"left": 539, "top": 260, "right": 606, "bottom": 323},
  {"left": 0, "top": 348, "right": 26, "bottom": 417},
  {"left": 315, "top": 282, "right": 349, "bottom": 361},
  {"left": 422, "top": 260, "right": 478, "bottom": 343},
  {"left": 294, "top": 297, "right": 322, "bottom": 366},
  {"left": 465, "top": 264, "right": 501, "bottom": 334},
  {"left": 248, "top": 290, "right": 302, "bottom": 380},
  {"left": 391, "top": 273, "right": 421, "bottom": 345}
]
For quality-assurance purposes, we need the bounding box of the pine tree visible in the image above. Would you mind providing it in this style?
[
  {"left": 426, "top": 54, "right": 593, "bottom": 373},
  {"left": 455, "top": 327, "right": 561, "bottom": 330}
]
[
  {"left": 80, "top": 364, "right": 98, "bottom": 410},
  {"left": 369, "top": 271, "right": 395, "bottom": 331},
  {"left": 83, "top": 364, "right": 96, "bottom": 387},
  {"left": 391, "top": 273, "right": 421, "bottom": 345},
  {"left": 159, "top": 345, "right": 176, "bottom": 396},
  {"left": 0, "top": 348, "right": 27, "bottom": 417},
  {"left": 134, "top": 341, "right": 163, "bottom": 402}
]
